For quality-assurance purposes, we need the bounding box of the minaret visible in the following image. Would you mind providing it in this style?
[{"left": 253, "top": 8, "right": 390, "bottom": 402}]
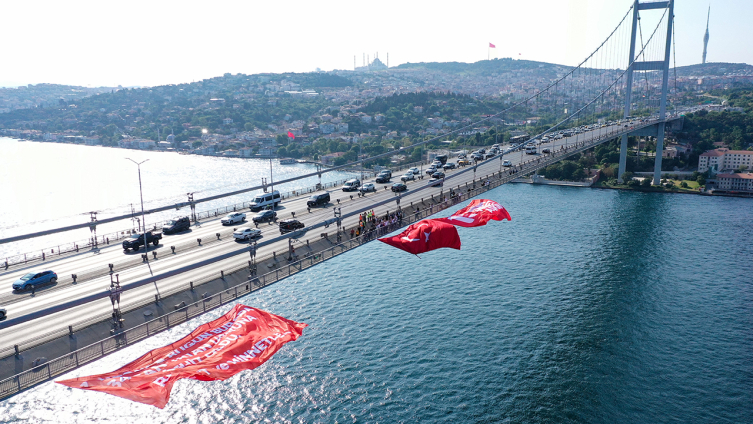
[{"left": 702, "top": 6, "right": 710, "bottom": 64}]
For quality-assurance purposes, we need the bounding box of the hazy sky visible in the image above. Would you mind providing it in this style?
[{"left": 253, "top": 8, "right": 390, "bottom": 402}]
[{"left": 0, "top": 0, "right": 749, "bottom": 88}]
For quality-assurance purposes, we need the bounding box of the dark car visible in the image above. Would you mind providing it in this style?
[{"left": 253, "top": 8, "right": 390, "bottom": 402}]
[
  {"left": 122, "top": 231, "right": 162, "bottom": 251},
  {"left": 442, "top": 162, "right": 456, "bottom": 170},
  {"left": 12, "top": 270, "right": 58, "bottom": 291},
  {"left": 253, "top": 210, "right": 277, "bottom": 223},
  {"left": 430, "top": 178, "right": 444, "bottom": 187},
  {"left": 375, "top": 173, "right": 391, "bottom": 183},
  {"left": 391, "top": 182, "right": 407, "bottom": 192},
  {"left": 279, "top": 219, "right": 305, "bottom": 234},
  {"left": 431, "top": 171, "right": 445, "bottom": 179},
  {"left": 162, "top": 216, "right": 190, "bottom": 234},
  {"left": 307, "top": 192, "right": 330, "bottom": 207}
]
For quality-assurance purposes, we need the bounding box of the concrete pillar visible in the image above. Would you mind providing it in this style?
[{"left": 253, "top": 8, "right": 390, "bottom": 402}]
[
  {"left": 618, "top": 135, "right": 628, "bottom": 183},
  {"left": 653, "top": 122, "right": 666, "bottom": 185}
]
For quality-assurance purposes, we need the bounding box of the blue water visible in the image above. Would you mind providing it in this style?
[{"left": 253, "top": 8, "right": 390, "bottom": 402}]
[{"left": 2, "top": 181, "right": 752, "bottom": 422}]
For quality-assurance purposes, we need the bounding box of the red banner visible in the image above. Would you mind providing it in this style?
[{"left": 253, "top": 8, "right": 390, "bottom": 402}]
[
  {"left": 435, "top": 199, "right": 511, "bottom": 227},
  {"left": 57, "top": 304, "right": 307, "bottom": 408},
  {"left": 287, "top": 131, "right": 296, "bottom": 139},
  {"left": 379, "top": 219, "right": 461, "bottom": 255}
]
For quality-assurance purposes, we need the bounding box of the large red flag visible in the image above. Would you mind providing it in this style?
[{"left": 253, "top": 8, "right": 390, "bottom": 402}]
[
  {"left": 57, "top": 304, "right": 307, "bottom": 409},
  {"left": 378, "top": 219, "right": 461, "bottom": 255},
  {"left": 435, "top": 199, "right": 511, "bottom": 228},
  {"left": 287, "top": 131, "right": 295, "bottom": 139}
]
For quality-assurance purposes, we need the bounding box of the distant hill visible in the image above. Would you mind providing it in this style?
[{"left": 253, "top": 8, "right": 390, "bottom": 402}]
[
  {"left": 674, "top": 62, "right": 753, "bottom": 77},
  {"left": 395, "top": 58, "right": 567, "bottom": 77},
  {"left": 395, "top": 59, "right": 753, "bottom": 78}
]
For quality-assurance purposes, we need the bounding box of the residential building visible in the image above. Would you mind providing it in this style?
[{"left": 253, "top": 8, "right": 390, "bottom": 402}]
[
  {"left": 698, "top": 148, "right": 753, "bottom": 173},
  {"left": 714, "top": 173, "right": 753, "bottom": 192}
]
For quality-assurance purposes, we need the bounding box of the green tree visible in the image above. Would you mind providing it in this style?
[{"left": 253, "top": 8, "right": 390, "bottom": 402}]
[{"left": 192, "top": 141, "right": 203, "bottom": 149}]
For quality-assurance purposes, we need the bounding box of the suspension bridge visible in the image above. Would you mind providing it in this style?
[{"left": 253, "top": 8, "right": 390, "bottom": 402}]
[{"left": 0, "top": 0, "right": 706, "bottom": 399}]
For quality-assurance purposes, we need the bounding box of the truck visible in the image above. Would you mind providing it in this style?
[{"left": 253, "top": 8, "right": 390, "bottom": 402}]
[{"left": 122, "top": 231, "right": 162, "bottom": 251}]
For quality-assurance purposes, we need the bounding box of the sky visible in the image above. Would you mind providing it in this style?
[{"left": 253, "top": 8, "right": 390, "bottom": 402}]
[{"left": 0, "top": 0, "right": 749, "bottom": 88}]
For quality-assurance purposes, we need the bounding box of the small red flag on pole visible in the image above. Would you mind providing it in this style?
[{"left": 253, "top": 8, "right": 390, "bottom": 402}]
[
  {"left": 287, "top": 131, "right": 295, "bottom": 139},
  {"left": 489, "top": 43, "right": 496, "bottom": 48}
]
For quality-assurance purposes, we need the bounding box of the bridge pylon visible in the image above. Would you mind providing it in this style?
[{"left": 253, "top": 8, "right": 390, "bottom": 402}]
[{"left": 618, "top": 0, "right": 674, "bottom": 185}]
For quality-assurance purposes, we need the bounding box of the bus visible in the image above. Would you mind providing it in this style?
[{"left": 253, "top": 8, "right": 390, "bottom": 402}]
[{"left": 510, "top": 134, "right": 530, "bottom": 145}]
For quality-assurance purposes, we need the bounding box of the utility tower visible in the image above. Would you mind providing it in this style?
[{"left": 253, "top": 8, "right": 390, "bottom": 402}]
[
  {"left": 618, "top": 0, "right": 674, "bottom": 186},
  {"left": 702, "top": 6, "right": 710, "bottom": 64}
]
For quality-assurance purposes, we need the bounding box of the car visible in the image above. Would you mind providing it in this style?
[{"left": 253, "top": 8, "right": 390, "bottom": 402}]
[
  {"left": 502, "top": 160, "right": 512, "bottom": 167},
  {"left": 307, "top": 192, "right": 330, "bottom": 207},
  {"left": 342, "top": 179, "right": 361, "bottom": 192},
  {"left": 279, "top": 219, "right": 305, "bottom": 234},
  {"left": 409, "top": 167, "right": 420, "bottom": 175},
  {"left": 233, "top": 227, "right": 262, "bottom": 240},
  {"left": 162, "top": 216, "right": 190, "bottom": 234},
  {"left": 431, "top": 171, "right": 445, "bottom": 179},
  {"left": 484, "top": 152, "right": 496, "bottom": 159},
  {"left": 401, "top": 172, "right": 415, "bottom": 182},
  {"left": 359, "top": 183, "right": 376, "bottom": 193},
  {"left": 443, "top": 162, "right": 456, "bottom": 170},
  {"left": 430, "top": 178, "right": 443, "bottom": 187},
  {"left": 391, "top": 182, "right": 408, "bottom": 192},
  {"left": 375, "top": 173, "right": 391, "bottom": 183},
  {"left": 0, "top": 307, "right": 5, "bottom": 320},
  {"left": 12, "top": 270, "right": 57, "bottom": 291},
  {"left": 458, "top": 158, "right": 470, "bottom": 166},
  {"left": 221, "top": 212, "right": 246, "bottom": 225},
  {"left": 425, "top": 166, "right": 437, "bottom": 175},
  {"left": 122, "top": 231, "right": 162, "bottom": 251},
  {"left": 252, "top": 210, "right": 277, "bottom": 223},
  {"left": 377, "top": 170, "right": 392, "bottom": 178},
  {"left": 542, "top": 148, "right": 551, "bottom": 154}
]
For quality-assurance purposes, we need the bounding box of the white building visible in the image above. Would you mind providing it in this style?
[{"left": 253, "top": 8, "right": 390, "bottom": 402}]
[
  {"left": 715, "top": 173, "right": 753, "bottom": 192},
  {"left": 698, "top": 148, "right": 753, "bottom": 173}
]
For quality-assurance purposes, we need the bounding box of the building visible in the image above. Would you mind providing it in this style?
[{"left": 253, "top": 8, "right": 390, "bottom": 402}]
[
  {"left": 698, "top": 148, "right": 753, "bottom": 173},
  {"left": 714, "top": 173, "right": 753, "bottom": 192}
]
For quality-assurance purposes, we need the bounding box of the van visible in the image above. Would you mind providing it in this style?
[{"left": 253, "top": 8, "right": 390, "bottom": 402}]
[
  {"left": 249, "top": 190, "right": 281, "bottom": 211},
  {"left": 525, "top": 145, "right": 537, "bottom": 155},
  {"left": 342, "top": 179, "right": 361, "bottom": 192}
]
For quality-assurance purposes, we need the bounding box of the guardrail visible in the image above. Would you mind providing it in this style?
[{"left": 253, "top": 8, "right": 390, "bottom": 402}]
[
  {"left": 0, "top": 159, "right": 434, "bottom": 273},
  {"left": 0, "top": 129, "right": 621, "bottom": 400}
]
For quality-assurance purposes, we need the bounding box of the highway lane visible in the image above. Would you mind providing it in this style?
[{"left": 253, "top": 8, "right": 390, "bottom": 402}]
[
  {"left": 0, "top": 120, "right": 637, "bottom": 301},
  {"left": 0, "top": 119, "right": 662, "bottom": 351}
]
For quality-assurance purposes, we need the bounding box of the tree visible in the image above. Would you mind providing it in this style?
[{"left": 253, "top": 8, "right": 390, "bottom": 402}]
[
  {"left": 192, "top": 141, "right": 203, "bottom": 149},
  {"left": 621, "top": 171, "right": 634, "bottom": 182}
]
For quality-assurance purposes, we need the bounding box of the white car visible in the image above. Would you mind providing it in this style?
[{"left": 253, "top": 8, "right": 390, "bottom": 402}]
[
  {"left": 400, "top": 172, "right": 415, "bottom": 182},
  {"left": 233, "top": 227, "right": 261, "bottom": 240},
  {"left": 221, "top": 212, "right": 246, "bottom": 225},
  {"left": 425, "top": 166, "right": 437, "bottom": 175},
  {"left": 502, "top": 160, "right": 512, "bottom": 167},
  {"left": 359, "top": 183, "right": 376, "bottom": 193},
  {"left": 409, "top": 167, "right": 420, "bottom": 175}
]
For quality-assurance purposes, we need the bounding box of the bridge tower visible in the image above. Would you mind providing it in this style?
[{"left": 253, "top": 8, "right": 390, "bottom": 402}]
[{"left": 618, "top": 0, "right": 674, "bottom": 185}]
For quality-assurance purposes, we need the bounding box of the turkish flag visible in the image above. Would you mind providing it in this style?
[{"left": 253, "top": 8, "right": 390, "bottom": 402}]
[
  {"left": 287, "top": 131, "right": 295, "bottom": 139},
  {"left": 435, "top": 199, "right": 511, "bottom": 227},
  {"left": 57, "top": 305, "right": 306, "bottom": 409},
  {"left": 379, "top": 219, "right": 461, "bottom": 255},
  {"left": 489, "top": 43, "right": 496, "bottom": 48}
]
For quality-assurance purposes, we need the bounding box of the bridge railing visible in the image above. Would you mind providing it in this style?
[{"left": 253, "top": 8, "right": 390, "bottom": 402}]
[{"left": 0, "top": 157, "right": 437, "bottom": 273}]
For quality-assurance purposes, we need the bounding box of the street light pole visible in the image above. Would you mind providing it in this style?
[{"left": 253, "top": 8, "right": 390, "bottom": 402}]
[
  {"left": 126, "top": 158, "right": 154, "bottom": 277},
  {"left": 269, "top": 158, "right": 275, "bottom": 209}
]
